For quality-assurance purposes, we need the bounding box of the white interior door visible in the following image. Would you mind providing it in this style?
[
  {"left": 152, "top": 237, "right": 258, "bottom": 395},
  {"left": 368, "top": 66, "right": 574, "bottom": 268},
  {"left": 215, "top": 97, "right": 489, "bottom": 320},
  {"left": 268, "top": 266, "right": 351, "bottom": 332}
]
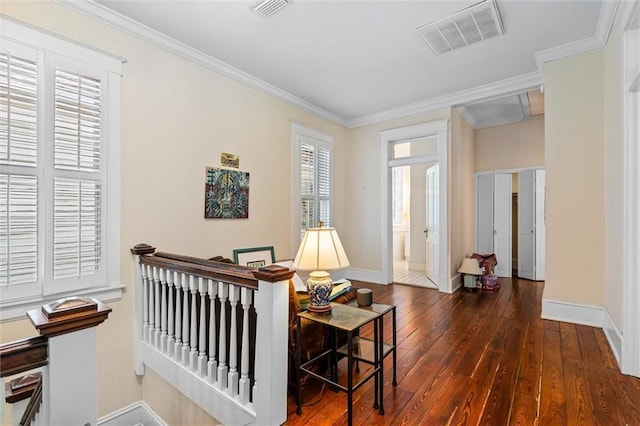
[
  {"left": 493, "top": 174, "right": 512, "bottom": 277},
  {"left": 477, "top": 175, "right": 495, "bottom": 254},
  {"left": 518, "top": 169, "right": 546, "bottom": 281},
  {"left": 426, "top": 164, "right": 439, "bottom": 284},
  {"left": 518, "top": 170, "right": 535, "bottom": 280},
  {"left": 535, "top": 169, "right": 546, "bottom": 280}
]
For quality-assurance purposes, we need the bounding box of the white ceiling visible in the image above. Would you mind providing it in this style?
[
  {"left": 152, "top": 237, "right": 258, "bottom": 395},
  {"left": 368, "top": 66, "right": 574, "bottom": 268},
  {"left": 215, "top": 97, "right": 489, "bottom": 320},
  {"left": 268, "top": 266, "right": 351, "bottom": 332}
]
[{"left": 69, "top": 0, "right": 615, "bottom": 128}]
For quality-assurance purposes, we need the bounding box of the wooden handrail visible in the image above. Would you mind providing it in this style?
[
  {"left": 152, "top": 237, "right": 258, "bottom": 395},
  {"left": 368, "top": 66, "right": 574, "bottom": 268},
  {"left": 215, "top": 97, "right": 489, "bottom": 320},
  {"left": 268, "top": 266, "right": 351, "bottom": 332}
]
[
  {"left": 0, "top": 336, "right": 48, "bottom": 378},
  {"left": 133, "top": 246, "right": 296, "bottom": 289},
  {"left": 19, "top": 374, "right": 42, "bottom": 426}
]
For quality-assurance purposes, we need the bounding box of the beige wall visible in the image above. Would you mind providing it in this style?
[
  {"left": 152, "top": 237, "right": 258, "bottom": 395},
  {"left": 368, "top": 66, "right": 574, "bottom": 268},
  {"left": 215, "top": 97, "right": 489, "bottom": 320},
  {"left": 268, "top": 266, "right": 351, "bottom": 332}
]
[
  {"left": 544, "top": 49, "right": 605, "bottom": 306},
  {"left": 0, "top": 1, "right": 345, "bottom": 423},
  {"left": 475, "top": 115, "right": 545, "bottom": 172},
  {"left": 450, "top": 109, "right": 476, "bottom": 275}
]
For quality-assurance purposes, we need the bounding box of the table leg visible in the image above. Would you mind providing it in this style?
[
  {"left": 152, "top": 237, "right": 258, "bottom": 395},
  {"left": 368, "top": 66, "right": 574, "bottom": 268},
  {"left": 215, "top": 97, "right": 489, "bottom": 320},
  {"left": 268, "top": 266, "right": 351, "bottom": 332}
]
[
  {"left": 378, "top": 316, "right": 385, "bottom": 415},
  {"left": 295, "top": 315, "right": 302, "bottom": 415},
  {"left": 392, "top": 306, "right": 397, "bottom": 386},
  {"left": 347, "top": 331, "right": 353, "bottom": 426},
  {"left": 373, "top": 318, "right": 379, "bottom": 410}
]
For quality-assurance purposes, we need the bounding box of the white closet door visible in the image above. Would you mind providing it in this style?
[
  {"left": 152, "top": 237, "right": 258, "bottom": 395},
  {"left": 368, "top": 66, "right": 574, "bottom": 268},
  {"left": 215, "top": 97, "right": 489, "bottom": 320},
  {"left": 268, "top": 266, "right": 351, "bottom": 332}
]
[
  {"left": 477, "top": 175, "right": 495, "bottom": 254},
  {"left": 493, "top": 174, "right": 512, "bottom": 277},
  {"left": 535, "top": 169, "right": 546, "bottom": 280},
  {"left": 518, "top": 170, "right": 535, "bottom": 280}
]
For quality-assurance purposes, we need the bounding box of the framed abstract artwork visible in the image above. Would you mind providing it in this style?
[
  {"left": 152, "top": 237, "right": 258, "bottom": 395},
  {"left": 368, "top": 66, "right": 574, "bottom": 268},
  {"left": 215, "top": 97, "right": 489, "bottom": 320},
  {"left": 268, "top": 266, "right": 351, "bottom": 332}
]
[
  {"left": 233, "top": 246, "right": 275, "bottom": 268},
  {"left": 205, "top": 167, "right": 249, "bottom": 219}
]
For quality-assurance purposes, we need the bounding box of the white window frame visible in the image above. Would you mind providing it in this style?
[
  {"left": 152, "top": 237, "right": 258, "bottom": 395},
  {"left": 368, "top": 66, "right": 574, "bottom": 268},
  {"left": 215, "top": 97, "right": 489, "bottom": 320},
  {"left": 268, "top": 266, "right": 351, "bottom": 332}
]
[
  {"left": 0, "top": 17, "right": 123, "bottom": 320},
  {"left": 290, "top": 123, "right": 334, "bottom": 255}
]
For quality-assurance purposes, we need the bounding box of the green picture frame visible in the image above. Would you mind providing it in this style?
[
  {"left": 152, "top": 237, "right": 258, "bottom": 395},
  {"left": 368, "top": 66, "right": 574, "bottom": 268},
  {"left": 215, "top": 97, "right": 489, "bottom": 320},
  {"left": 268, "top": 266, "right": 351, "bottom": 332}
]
[{"left": 233, "top": 246, "right": 275, "bottom": 268}]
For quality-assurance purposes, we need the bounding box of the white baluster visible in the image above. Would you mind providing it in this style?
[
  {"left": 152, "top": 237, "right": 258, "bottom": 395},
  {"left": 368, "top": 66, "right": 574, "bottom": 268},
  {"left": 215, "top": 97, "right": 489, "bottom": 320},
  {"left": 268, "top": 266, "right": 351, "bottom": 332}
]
[
  {"left": 217, "top": 281, "right": 229, "bottom": 390},
  {"left": 207, "top": 279, "right": 218, "bottom": 384},
  {"left": 239, "top": 287, "right": 253, "bottom": 404},
  {"left": 147, "top": 265, "right": 155, "bottom": 344},
  {"left": 160, "top": 268, "right": 168, "bottom": 352},
  {"left": 153, "top": 266, "right": 161, "bottom": 347},
  {"left": 189, "top": 275, "right": 199, "bottom": 370},
  {"left": 228, "top": 285, "right": 240, "bottom": 397},
  {"left": 181, "top": 273, "right": 191, "bottom": 366},
  {"left": 141, "top": 263, "right": 149, "bottom": 345},
  {"left": 198, "top": 277, "right": 208, "bottom": 376},
  {"left": 174, "top": 273, "right": 184, "bottom": 362},
  {"left": 167, "top": 270, "right": 176, "bottom": 357}
]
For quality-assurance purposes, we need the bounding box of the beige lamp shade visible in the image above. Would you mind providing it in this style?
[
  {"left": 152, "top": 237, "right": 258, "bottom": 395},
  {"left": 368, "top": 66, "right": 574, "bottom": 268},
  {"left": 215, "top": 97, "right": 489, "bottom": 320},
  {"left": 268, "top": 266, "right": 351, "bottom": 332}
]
[
  {"left": 458, "top": 258, "right": 483, "bottom": 275},
  {"left": 293, "top": 226, "right": 350, "bottom": 271}
]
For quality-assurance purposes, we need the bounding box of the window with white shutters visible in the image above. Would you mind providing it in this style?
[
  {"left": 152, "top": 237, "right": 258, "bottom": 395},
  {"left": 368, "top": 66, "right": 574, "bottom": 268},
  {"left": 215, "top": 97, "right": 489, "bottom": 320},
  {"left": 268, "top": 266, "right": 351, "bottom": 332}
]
[
  {"left": 0, "top": 19, "right": 122, "bottom": 317},
  {"left": 292, "top": 124, "right": 333, "bottom": 243}
]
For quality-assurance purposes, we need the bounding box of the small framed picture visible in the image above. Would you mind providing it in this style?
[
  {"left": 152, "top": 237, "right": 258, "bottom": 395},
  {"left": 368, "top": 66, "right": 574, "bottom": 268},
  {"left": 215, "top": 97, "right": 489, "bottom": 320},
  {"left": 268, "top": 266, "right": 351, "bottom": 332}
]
[{"left": 233, "top": 246, "right": 276, "bottom": 268}]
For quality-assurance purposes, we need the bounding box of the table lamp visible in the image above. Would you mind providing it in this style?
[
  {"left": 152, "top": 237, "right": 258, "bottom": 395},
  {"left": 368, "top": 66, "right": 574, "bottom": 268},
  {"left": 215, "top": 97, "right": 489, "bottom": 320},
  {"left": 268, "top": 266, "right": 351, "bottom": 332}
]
[
  {"left": 458, "top": 257, "right": 484, "bottom": 289},
  {"left": 293, "top": 222, "right": 350, "bottom": 313}
]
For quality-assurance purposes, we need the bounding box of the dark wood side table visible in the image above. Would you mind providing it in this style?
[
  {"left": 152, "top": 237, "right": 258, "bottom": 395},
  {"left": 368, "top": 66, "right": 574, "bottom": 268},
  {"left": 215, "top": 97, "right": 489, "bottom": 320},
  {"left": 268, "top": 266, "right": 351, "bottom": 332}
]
[{"left": 295, "top": 302, "right": 386, "bottom": 426}]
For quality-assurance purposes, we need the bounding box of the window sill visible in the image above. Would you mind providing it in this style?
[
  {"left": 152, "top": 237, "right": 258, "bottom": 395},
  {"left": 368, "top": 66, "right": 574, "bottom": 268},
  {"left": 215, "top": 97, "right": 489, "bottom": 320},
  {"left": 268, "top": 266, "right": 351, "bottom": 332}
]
[{"left": 0, "top": 285, "right": 125, "bottom": 322}]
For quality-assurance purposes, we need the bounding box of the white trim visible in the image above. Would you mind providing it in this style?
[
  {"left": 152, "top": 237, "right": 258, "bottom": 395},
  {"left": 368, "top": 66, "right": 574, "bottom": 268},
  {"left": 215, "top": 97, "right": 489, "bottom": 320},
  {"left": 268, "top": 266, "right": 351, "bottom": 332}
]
[
  {"left": 0, "top": 285, "right": 124, "bottom": 322},
  {"left": 56, "top": 0, "right": 346, "bottom": 127},
  {"left": 534, "top": 0, "right": 618, "bottom": 70},
  {"left": 621, "top": 5, "right": 640, "bottom": 377},
  {"left": 0, "top": 14, "right": 124, "bottom": 71},
  {"left": 541, "top": 299, "right": 622, "bottom": 367},
  {"left": 345, "top": 268, "right": 385, "bottom": 285},
  {"left": 450, "top": 273, "right": 462, "bottom": 294},
  {"left": 55, "top": 0, "right": 617, "bottom": 129},
  {"left": 349, "top": 72, "right": 542, "bottom": 129},
  {"left": 380, "top": 119, "right": 450, "bottom": 293},
  {"left": 541, "top": 299, "right": 607, "bottom": 328},
  {"left": 456, "top": 106, "right": 480, "bottom": 129},
  {"left": 98, "top": 401, "right": 166, "bottom": 426}
]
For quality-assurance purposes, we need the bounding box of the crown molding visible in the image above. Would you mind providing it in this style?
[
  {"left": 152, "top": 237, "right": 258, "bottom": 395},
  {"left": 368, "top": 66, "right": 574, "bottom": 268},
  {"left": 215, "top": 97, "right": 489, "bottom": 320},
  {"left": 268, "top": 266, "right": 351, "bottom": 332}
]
[
  {"left": 55, "top": 0, "right": 348, "bottom": 127},
  {"left": 535, "top": 0, "right": 618, "bottom": 70},
  {"left": 56, "top": 0, "right": 617, "bottom": 130},
  {"left": 455, "top": 106, "right": 480, "bottom": 129},
  {"left": 345, "top": 71, "right": 543, "bottom": 129}
]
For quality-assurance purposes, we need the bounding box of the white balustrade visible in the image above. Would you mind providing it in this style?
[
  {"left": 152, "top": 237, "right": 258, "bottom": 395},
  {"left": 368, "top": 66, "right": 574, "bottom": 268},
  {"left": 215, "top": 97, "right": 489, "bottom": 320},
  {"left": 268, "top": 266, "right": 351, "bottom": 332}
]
[{"left": 132, "top": 248, "right": 291, "bottom": 425}]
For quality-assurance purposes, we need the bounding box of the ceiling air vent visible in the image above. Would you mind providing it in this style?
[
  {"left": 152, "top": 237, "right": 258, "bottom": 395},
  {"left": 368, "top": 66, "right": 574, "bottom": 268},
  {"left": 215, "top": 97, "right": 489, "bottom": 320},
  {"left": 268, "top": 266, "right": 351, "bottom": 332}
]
[
  {"left": 251, "top": 0, "right": 292, "bottom": 17},
  {"left": 417, "top": 0, "right": 504, "bottom": 55}
]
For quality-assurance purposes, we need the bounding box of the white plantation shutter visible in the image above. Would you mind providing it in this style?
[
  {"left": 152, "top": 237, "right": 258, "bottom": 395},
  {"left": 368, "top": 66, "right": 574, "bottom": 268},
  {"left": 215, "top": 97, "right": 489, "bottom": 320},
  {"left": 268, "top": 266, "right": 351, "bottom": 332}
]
[
  {"left": 0, "top": 51, "right": 39, "bottom": 290},
  {"left": 293, "top": 125, "right": 333, "bottom": 242},
  {"left": 52, "top": 67, "right": 105, "bottom": 287},
  {"left": 0, "top": 20, "right": 121, "bottom": 313},
  {"left": 0, "top": 174, "right": 38, "bottom": 286}
]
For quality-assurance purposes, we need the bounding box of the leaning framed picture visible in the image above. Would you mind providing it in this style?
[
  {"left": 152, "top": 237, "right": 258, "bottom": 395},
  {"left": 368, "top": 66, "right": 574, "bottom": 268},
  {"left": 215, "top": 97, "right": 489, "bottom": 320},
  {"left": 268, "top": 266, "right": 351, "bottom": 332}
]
[{"left": 233, "top": 246, "right": 276, "bottom": 268}]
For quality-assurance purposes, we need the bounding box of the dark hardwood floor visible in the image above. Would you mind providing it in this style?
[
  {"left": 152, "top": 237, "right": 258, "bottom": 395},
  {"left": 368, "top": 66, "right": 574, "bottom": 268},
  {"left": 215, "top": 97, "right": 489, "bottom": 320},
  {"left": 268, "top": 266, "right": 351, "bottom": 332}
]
[{"left": 285, "top": 278, "right": 640, "bottom": 425}]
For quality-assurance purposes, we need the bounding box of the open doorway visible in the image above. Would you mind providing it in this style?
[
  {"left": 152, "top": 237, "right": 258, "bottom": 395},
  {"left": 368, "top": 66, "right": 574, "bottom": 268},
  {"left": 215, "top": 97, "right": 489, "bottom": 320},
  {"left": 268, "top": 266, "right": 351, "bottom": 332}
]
[
  {"left": 391, "top": 163, "right": 437, "bottom": 289},
  {"left": 476, "top": 168, "right": 545, "bottom": 280}
]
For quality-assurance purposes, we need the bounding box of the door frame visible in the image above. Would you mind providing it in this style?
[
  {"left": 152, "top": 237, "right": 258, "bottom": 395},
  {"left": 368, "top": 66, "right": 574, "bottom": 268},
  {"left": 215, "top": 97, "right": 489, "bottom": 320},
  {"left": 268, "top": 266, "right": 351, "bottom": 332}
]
[
  {"left": 621, "top": 2, "right": 640, "bottom": 377},
  {"left": 380, "top": 120, "right": 451, "bottom": 293}
]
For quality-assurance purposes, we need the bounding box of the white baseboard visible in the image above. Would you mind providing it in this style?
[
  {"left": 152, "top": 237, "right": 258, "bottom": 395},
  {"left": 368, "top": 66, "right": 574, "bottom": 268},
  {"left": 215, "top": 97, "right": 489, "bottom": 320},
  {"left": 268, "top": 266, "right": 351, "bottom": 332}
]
[
  {"left": 541, "top": 299, "right": 622, "bottom": 367},
  {"left": 98, "top": 401, "right": 166, "bottom": 426},
  {"left": 450, "top": 273, "right": 462, "bottom": 293},
  {"left": 346, "top": 268, "right": 385, "bottom": 284}
]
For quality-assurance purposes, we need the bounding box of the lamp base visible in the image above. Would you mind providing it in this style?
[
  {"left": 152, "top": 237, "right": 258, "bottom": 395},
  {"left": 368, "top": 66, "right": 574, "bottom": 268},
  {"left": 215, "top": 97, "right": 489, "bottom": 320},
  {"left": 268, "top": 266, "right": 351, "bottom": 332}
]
[{"left": 306, "top": 271, "right": 333, "bottom": 314}]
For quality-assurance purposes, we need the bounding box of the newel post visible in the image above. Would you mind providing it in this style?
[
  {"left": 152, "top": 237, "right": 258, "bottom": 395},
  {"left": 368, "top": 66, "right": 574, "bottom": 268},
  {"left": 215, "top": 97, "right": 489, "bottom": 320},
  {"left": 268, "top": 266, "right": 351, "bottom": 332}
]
[
  {"left": 27, "top": 297, "right": 112, "bottom": 426},
  {"left": 252, "top": 265, "right": 294, "bottom": 426},
  {"left": 131, "top": 243, "right": 156, "bottom": 376}
]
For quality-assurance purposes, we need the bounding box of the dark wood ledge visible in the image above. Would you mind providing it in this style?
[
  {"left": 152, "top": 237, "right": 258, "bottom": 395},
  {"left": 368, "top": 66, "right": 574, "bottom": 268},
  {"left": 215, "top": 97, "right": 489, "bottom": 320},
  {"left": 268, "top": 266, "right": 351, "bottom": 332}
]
[
  {"left": 131, "top": 243, "right": 156, "bottom": 255},
  {"left": 252, "top": 264, "right": 296, "bottom": 283},
  {"left": 27, "top": 297, "right": 112, "bottom": 338},
  {"left": 5, "top": 372, "right": 42, "bottom": 403},
  {"left": 0, "top": 336, "right": 48, "bottom": 378}
]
